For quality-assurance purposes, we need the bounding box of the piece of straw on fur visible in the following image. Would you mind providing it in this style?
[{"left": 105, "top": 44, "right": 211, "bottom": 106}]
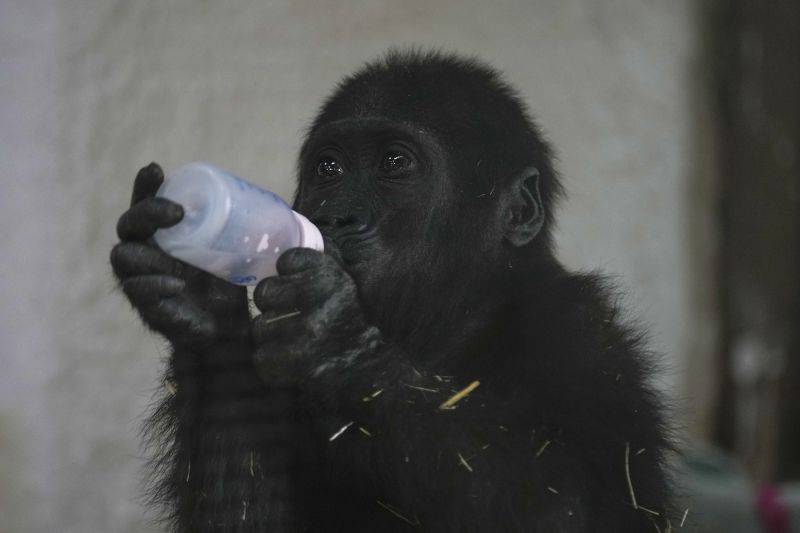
[
  {"left": 405, "top": 384, "right": 440, "bottom": 393},
  {"left": 535, "top": 440, "right": 551, "bottom": 458},
  {"left": 624, "top": 442, "right": 637, "bottom": 509},
  {"left": 376, "top": 500, "right": 420, "bottom": 526},
  {"left": 439, "top": 380, "right": 480, "bottom": 410},
  {"left": 329, "top": 422, "right": 354, "bottom": 442},
  {"left": 363, "top": 388, "right": 385, "bottom": 402},
  {"left": 457, "top": 452, "right": 474, "bottom": 473}
]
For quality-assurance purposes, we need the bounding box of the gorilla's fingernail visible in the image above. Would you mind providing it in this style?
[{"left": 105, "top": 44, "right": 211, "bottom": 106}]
[{"left": 169, "top": 203, "right": 184, "bottom": 220}]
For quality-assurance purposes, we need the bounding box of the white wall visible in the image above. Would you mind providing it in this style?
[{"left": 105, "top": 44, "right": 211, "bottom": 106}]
[{"left": 0, "top": 1, "right": 713, "bottom": 531}]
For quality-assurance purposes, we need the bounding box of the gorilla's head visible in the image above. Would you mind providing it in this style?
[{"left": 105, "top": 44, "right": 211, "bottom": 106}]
[{"left": 293, "top": 50, "right": 563, "bottom": 351}]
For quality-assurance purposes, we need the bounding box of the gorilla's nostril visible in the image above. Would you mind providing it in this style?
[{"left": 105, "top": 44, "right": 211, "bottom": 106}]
[
  {"left": 336, "top": 216, "right": 360, "bottom": 228},
  {"left": 314, "top": 213, "right": 369, "bottom": 231}
]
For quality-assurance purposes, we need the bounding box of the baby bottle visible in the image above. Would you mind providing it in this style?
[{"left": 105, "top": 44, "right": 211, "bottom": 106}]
[{"left": 153, "top": 162, "right": 324, "bottom": 285}]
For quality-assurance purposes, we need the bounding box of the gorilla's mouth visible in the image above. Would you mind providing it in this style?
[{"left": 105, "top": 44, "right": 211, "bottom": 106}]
[{"left": 322, "top": 225, "right": 379, "bottom": 266}]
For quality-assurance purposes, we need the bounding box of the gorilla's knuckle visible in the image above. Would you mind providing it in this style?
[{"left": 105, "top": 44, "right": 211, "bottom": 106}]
[
  {"left": 276, "top": 247, "right": 322, "bottom": 275},
  {"left": 120, "top": 277, "right": 139, "bottom": 296},
  {"left": 115, "top": 213, "right": 131, "bottom": 240},
  {"left": 276, "top": 247, "right": 304, "bottom": 268},
  {"left": 113, "top": 245, "right": 151, "bottom": 279},
  {"left": 110, "top": 243, "right": 127, "bottom": 270},
  {"left": 302, "top": 257, "right": 349, "bottom": 296},
  {"left": 253, "top": 277, "right": 281, "bottom": 306}
]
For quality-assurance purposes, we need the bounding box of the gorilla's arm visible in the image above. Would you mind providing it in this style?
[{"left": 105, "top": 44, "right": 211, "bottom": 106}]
[
  {"left": 252, "top": 248, "right": 669, "bottom": 532},
  {"left": 112, "top": 163, "right": 297, "bottom": 532}
]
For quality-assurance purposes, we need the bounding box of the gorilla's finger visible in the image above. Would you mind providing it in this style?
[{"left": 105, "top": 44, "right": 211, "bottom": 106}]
[
  {"left": 116, "top": 197, "right": 184, "bottom": 241},
  {"left": 111, "top": 242, "right": 184, "bottom": 279},
  {"left": 275, "top": 247, "right": 329, "bottom": 276},
  {"left": 131, "top": 162, "right": 165, "bottom": 206},
  {"left": 121, "top": 275, "right": 186, "bottom": 307},
  {"left": 253, "top": 275, "right": 301, "bottom": 312}
]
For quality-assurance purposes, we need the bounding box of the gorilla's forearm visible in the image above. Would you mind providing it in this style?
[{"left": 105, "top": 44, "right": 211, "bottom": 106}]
[
  {"left": 151, "top": 341, "right": 298, "bottom": 532},
  {"left": 172, "top": 341, "right": 277, "bottom": 432}
]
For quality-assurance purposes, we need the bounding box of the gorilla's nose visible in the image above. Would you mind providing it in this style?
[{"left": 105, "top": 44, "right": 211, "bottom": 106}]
[{"left": 313, "top": 211, "right": 371, "bottom": 232}]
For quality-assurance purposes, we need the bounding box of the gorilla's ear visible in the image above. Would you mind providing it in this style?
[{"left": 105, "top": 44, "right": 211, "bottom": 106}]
[{"left": 503, "top": 166, "right": 544, "bottom": 247}]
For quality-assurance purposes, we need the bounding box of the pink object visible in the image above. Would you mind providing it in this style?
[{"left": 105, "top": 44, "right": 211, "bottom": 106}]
[{"left": 757, "top": 485, "right": 790, "bottom": 533}]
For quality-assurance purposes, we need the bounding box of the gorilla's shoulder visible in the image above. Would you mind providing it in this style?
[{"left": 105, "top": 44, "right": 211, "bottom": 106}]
[{"left": 507, "top": 267, "right": 657, "bottom": 380}]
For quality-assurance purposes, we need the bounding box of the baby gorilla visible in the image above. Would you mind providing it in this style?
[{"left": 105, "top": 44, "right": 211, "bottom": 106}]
[{"left": 112, "top": 50, "right": 674, "bottom": 532}]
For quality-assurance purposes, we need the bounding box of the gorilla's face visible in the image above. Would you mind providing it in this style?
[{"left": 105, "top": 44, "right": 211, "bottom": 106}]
[
  {"left": 294, "top": 117, "right": 459, "bottom": 297},
  {"left": 292, "top": 115, "right": 508, "bottom": 350},
  {"left": 289, "top": 55, "right": 551, "bottom": 350}
]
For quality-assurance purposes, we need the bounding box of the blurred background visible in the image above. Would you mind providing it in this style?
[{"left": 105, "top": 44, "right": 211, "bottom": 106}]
[{"left": 1, "top": 0, "right": 797, "bottom": 531}]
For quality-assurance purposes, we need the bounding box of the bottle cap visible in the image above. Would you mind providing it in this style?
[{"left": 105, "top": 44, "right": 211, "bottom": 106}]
[{"left": 292, "top": 211, "right": 324, "bottom": 252}]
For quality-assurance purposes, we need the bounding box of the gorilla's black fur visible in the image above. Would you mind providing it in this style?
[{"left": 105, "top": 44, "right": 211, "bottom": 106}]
[{"left": 113, "top": 50, "right": 674, "bottom": 532}]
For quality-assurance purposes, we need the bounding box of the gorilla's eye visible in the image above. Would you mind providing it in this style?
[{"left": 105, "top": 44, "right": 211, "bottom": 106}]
[
  {"left": 380, "top": 151, "right": 414, "bottom": 175},
  {"left": 316, "top": 158, "right": 343, "bottom": 179}
]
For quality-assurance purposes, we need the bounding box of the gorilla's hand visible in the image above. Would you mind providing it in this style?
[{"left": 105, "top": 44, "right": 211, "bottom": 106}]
[
  {"left": 251, "top": 246, "right": 379, "bottom": 386},
  {"left": 111, "top": 163, "right": 250, "bottom": 348}
]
